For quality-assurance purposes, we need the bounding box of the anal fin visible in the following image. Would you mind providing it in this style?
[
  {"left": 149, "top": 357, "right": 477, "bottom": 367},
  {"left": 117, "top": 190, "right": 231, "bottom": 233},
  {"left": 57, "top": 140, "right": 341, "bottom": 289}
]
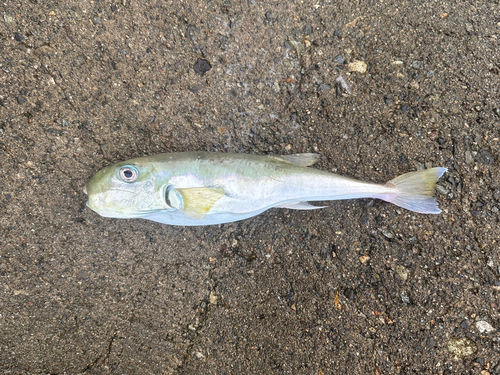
[{"left": 278, "top": 201, "right": 327, "bottom": 210}]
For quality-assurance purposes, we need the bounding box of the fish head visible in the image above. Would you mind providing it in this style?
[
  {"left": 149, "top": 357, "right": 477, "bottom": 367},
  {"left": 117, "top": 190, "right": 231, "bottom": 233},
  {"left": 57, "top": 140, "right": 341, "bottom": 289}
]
[{"left": 84, "top": 159, "right": 168, "bottom": 218}]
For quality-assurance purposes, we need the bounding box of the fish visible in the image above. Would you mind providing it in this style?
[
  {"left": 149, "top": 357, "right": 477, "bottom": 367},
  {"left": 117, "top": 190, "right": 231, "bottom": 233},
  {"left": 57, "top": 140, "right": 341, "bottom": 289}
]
[{"left": 84, "top": 152, "right": 446, "bottom": 226}]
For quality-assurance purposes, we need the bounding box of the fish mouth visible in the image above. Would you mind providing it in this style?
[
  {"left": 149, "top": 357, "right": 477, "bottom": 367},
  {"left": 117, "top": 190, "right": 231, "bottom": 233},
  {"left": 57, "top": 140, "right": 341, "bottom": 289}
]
[{"left": 83, "top": 184, "right": 89, "bottom": 207}]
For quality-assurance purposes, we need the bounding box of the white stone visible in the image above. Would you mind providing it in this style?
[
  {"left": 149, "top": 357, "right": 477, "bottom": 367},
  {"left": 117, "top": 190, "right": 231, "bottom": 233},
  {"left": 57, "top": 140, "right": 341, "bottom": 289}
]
[{"left": 476, "top": 321, "right": 495, "bottom": 333}]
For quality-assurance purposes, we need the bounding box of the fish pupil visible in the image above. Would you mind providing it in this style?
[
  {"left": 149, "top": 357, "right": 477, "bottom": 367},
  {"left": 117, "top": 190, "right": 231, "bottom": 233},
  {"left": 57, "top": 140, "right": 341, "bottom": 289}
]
[{"left": 119, "top": 166, "right": 138, "bottom": 182}]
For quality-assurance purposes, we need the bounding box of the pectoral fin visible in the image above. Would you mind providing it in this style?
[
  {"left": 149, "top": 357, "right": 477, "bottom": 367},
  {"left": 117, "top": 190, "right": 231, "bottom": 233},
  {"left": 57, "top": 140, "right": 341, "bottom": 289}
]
[
  {"left": 274, "top": 153, "right": 320, "bottom": 167},
  {"left": 278, "top": 201, "right": 327, "bottom": 210},
  {"left": 177, "top": 187, "right": 225, "bottom": 219}
]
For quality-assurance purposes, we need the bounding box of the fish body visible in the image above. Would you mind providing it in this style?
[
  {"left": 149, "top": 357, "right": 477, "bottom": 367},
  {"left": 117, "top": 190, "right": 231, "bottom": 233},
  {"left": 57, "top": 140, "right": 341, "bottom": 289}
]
[{"left": 84, "top": 152, "right": 446, "bottom": 226}]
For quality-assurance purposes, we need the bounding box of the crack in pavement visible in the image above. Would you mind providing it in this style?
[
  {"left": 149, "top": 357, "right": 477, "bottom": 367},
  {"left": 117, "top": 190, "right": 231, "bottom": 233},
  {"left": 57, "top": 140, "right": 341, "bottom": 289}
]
[
  {"left": 176, "top": 266, "right": 219, "bottom": 373},
  {"left": 81, "top": 332, "right": 117, "bottom": 373}
]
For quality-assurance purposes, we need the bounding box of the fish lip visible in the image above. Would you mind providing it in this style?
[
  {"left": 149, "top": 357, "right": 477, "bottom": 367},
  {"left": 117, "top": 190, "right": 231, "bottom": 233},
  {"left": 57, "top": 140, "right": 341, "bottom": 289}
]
[{"left": 83, "top": 184, "right": 89, "bottom": 208}]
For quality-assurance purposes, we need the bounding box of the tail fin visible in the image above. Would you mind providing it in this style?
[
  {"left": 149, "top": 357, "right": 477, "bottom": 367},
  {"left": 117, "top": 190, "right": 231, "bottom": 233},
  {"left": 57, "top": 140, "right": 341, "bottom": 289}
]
[{"left": 383, "top": 167, "right": 447, "bottom": 214}]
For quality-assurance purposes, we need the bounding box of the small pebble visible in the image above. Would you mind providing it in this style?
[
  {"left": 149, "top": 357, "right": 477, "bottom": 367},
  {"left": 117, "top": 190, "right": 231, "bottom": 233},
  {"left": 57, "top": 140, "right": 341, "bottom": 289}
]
[
  {"left": 435, "top": 185, "right": 450, "bottom": 195},
  {"left": 465, "top": 151, "right": 474, "bottom": 164},
  {"left": 209, "top": 291, "right": 218, "bottom": 305},
  {"left": 289, "top": 40, "right": 304, "bottom": 56},
  {"left": 193, "top": 59, "right": 212, "bottom": 75},
  {"left": 428, "top": 129, "right": 439, "bottom": 142},
  {"left": 348, "top": 60, "right": 367, "bottom": 74},
  {"left": 335, "top": 75, "right": 351, "bottom": 95},
  {"left": 317, "top": 84, "right": 330, "bottom": 93},
  {"left": 359, "top": 255, "right": 370, "bottom": 264},
  {"left": 427, "top": 70, "right": 435, "bottom": 77},
  {"left": 401, "top": 291, "right": 410, "bottom": 304},
  {"left": 4, "top": 14, "right": 14, "bottom": 24},
  {"left": 333, "top": 54, "right": 344, "bottom": 64},
  {"left": 447, "top": 337, "right": 477, "bottom": 357},
  {"left": 401, "top": 292, "right": 410, "bottom": 304},
  {"left": 380, "top": 228, "right": 394, "bottom": 239},
  {"left": 195, "top": 352, "right": 205, "bottom": 359},
  {"left": 395, "top": 265, "right": 408, "bottom": 281},
  {"left": 411, "top": 60, "right": 421, "bottom": 69},
  {"left": 476, "top": 321, "right": 495, "bottom": 333}
]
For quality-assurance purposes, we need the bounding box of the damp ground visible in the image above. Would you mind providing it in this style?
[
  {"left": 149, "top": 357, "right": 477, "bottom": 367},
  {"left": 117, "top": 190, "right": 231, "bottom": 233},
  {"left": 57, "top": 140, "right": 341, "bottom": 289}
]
[{"left": 1, "top": 0, "right": 499, "bottom": 373}]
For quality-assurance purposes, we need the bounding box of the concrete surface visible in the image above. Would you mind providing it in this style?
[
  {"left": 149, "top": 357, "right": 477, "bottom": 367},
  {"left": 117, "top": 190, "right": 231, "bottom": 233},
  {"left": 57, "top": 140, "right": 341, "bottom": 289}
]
[{"left": 1, "top": 0, "right": 499, "bottom": 373}]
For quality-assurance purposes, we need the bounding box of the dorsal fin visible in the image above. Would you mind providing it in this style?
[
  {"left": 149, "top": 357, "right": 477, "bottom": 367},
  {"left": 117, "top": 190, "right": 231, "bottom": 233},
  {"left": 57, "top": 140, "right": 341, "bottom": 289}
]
[{"left": 271, "top": 153, "right": 320, "bottom": 167}]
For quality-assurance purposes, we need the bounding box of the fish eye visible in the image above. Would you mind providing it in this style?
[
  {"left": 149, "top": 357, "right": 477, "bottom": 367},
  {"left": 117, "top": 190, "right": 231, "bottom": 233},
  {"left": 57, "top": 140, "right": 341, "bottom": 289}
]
[{"left": 119, "top": 166, "right": 139, "bottom": 183}]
